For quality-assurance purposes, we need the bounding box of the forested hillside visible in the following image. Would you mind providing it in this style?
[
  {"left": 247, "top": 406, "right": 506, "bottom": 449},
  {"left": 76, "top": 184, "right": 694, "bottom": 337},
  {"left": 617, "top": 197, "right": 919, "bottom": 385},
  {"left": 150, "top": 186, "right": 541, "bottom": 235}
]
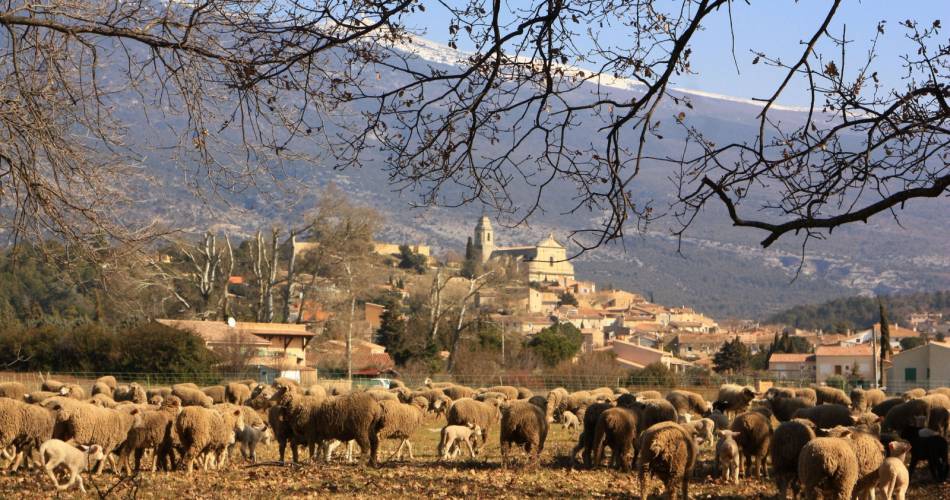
[{"left": 765, "top": 291, "right": 950, "bottom": 332}]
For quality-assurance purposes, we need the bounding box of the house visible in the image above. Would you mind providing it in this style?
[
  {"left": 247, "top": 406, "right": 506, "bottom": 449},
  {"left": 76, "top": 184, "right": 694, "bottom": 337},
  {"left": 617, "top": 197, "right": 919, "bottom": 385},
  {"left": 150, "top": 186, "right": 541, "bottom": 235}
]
[
  {"left": 814, "top": 344, "right": 874, "bottom": 383},
  {"left": 612, "top": 338, "right": 693, "bottom": 373},
  {"left": 768, "top": 353, "right": 816, "bottom": 381},
  {"left": 887, "top": 341, "right": 950, "bottom": 392},
  {"left": 310, "top": 339, "right": 396, "bottom": 377}
]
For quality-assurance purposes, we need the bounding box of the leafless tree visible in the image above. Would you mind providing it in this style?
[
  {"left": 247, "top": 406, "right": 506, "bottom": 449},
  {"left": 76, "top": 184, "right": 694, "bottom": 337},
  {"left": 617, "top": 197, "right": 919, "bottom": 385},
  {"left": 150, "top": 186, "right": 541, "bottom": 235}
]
[
  {"left": 252, "top": 228, "right": 280, "bottom": 322},
  {"left": 446, "top": 270, "right": 494, "bottom": 371},
  {"left": 179, "top": 231, "right": 229, "bottom": 317}
]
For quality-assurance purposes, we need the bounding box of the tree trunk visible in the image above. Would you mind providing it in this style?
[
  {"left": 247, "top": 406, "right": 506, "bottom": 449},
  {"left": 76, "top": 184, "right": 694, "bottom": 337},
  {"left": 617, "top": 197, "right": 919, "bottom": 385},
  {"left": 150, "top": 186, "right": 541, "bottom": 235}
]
[
  {"left": 281, "top": 232, "right": 297, "bottom": 322},
  {"left": 345, "top": 263, "right": 355, "bottom": 381},
  {"left": 219, "top": 233, "right": 233, "bottom": 320}
]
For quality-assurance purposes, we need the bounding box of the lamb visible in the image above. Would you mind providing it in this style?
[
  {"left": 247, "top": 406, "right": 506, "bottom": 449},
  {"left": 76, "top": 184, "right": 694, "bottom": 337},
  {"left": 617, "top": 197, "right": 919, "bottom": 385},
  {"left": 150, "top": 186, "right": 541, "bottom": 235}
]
[
  {"left": 877, "top": 440, "right": 912, "bottom": 500},
  {"left": 715, "top": 430, "right": 741, "bottom": 484},
  {"left": 635, "top": 422, "right": 697, "bottom": 500},
  {"left": 591, "top": 407, "right": 638, "bottom": 471},
  {"left": 793, "top": 404, "right": 853, "bottom": 429},
  {"left": 116, "top": 395, "right": 182, "bottom": 473},
  {"left": 730, "top": 410, "right": 772, "bottom": 478},
  {"left": 172, "top": 385, "right": 213, "bottom": 408},
  {"left": 45, "top": 397, "right": 143, "bottom": 474},
  {"left": 224, "top": 382, "right": 251, "bottom": 405},
  {"left": 0, "top": 382, "right": 27, "bottom": 400},
  {"left": 446, "top": 398, "right": 501, "bottom": 452},
  {"left": 850, "top": 387, "right": 886, "bottom": 413},
  {"left": 38, "top": 439, "right": 105, "bottom": 493},
  {"left": 561, "top": 410, "right": 580, "bottom": 435},
  {"left": 713, "top": 384, "right": 756, "bottom": 417},
  {"left": 233, "top": 423, "right": 271, "bottom": 463},
  {"left": 201, "top": 385, "right": 227, "bottom": 404},
  {"left": 665, "top": 390, "right": 710, "bottom": 417},
  {"left": 173, "top": 404, "right": 244, "bottom": 472},
  {"left": 825, "top": 426, "right": 884, "bottom": 500},
  {"left": 811, "top": 385, "right": 851, "bottom": 406},
  {"left": 378, "top": 399, "right": 425, "bottom": 461},
  {"left": 770, "top": 418, "right": 816, "bottom": 499},
  {"left": 437, "top": 424, "right": 481, "bottom": 460},
  {"left": 499, "top": 401, "right": 548, "bottom": 468},
  {"left": 682, "top": 417, "right": 715, "bottom": 447},
  {"left": 797, "top": 436, "right": 859, "bottom": 500}
]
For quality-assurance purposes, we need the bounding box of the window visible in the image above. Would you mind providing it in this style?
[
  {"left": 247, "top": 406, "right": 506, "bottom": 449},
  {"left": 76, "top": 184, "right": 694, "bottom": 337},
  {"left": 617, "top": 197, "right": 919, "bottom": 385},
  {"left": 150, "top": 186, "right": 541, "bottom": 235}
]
[
  {"left": 487, "top": 234, "right": 491, "bottom": 242},
  {"left": 834, "top": 365, "right": 842, "bottom": 375},
  {"left": 549, "top": 256, "right": 554, "bottom": 267},
  {"left": 905, "top": 367, "right": 917, "bottom": 382}
]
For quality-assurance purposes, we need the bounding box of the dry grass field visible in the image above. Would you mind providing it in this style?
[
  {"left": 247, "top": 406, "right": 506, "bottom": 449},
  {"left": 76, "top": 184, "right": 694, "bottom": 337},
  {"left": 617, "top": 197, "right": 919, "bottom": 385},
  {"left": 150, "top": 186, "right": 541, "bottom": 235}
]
[{"left": 2, "top": 412, "right": 949, "bottom": 499}]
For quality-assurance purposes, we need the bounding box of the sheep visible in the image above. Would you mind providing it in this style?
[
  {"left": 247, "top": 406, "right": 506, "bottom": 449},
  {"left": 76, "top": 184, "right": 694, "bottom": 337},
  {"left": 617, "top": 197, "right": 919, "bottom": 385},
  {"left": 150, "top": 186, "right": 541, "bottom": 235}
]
[
  {"left": 201, "top": 385, "right": 226, "bottom": 404},
  {"left": 173, "top": 385, "right": 213, "bottom": 408},
  {"left": 38, "top": 439, "right": 105, "bottom": 493},
  {"left": 591, "top": 407, "right": 638, "bottom": 471},
  {"left": 730, "top": 410, "right": 772, "bottom": 478},
  {"left": 114, "top": 383, "right": 147, "bottom": 404},
  {"left": 442, "top": 385, "right": 475, "bottom": 401},
  {"left": 40, "top": 374, "right": 65, "bottom": 393},
  {"left": 145, "top": 386, "right": 172, "bottom": 403},
  {"left": 173, "top": 404, "right": 244, "bottom": 472},
  {"left": 770, "top": 418, "right": 816, "bottom": 499},
  {"left": 708, "top": 409, "right": 730, "bottom": 431},
  {"left": 759, "top": 396, "right": 813, "bottom": 422},
  {"left": 850, "top": 387, "right": 886, "bottom": 413},
  {"left": 267, "top": 404, "right": 292, "bottom": 463},
  {"left": 57, "top": 384, "right": 86, "bottom": 400},
  {"left": 793, "top": 403, "right": 853, "bottom": 429},
  {"left": 499, "top": 401, "right": 548, "bottom": 468},
  {"left": 248, "top": 384, "right": 276, "bottom": 410},
  {"left": 91, "top": 382, "right": 114, "bottom": 399},
  {"left": 927, "top": 387, "right": 950, "bottom": 399},
  {"left": 516, "top": 387, "right": 534, "bottom": 400},
  {"left": 872, "top": 397, "right": 905, "bottom": 418},
  {"left": 365, "top": 389, "right": 399, "bottom": 402},
  {"left": 270, "top": 384, "right": 328, "bottom": 463},
  {"left": 902, "top": 388, "right": 926, "bottom": 400},
  {"left": 224, "top": 382, "right": 251, "bottom": 405},
  {"left": 882, "top": 398, "right": 930, "bottom": 434},
  {"left": 928, "top": 405, "right": 949, "bottom": 436},
  {"left": 45, "top": 397, "right": 143, "bottom": 474},
  {"left": 88, "top": 393, "right": 118, "bottom": 408},
  {"left": 808, "top": 385, "right": 851, "bottom": 407},
  {"left": 900, "top": 422, "right": 949, "bottom": 482},
  {"left": 765, "top": 387, "right": 797, "bottom": 400},
  {"left": 851, "top": 412, "right": 883, "bottom": 437},
  {"left": 635, "top": 390, "right": 663, "bottom": 401},
  {"left": 116, "top": 395, "right": 182, "bottom": 473},
  {"left": 636, "top": 398, "right": 679, "bottom": 433},
  {"left": 713, "top": 384, "right": 756, "bottom": 417},
  {"left": 484, "top": 385, "right": 518, "bottom": 401},
  {"left": 423, "top": 378, "right": 455, "bottom": 390},
  {"left": 797, "top": 436, "right": 859, "bottom": 500},
  {"left": 571, "top": 401, "right": 615, "bottom": 467},
  {"left": 95, "top": 375, "right": 117, "bottom": 390},
  {"left": 233, "top": 423, "right": 271, "bottom": 463},
  {"left": 0, "top": 397, "right": 55, "bottom": 471},
  {"left": 304, "top": 384, "right": 329, "bottom": 399},
  {"left": 715, "top": 430, "right": 741, "bottom": 484},
  {"left": 561, "top": 410, "right": 580, "bottom": 435},
  {"left": 635, "top": 422, "right": 697, "bottom": 500},
  {"left": 378, "top": 399, "right": 425, "bottom": 461},
  {"left": 25, "top": 391, "right": 59, "bottom": 404},
  {"left": 825, "top": 426, "right": 884, "bottom": 500},
  {"left": 437, "top": 424, "right": 481, "bottom": 460},
  {"left": 682, "top": 417, "right": 715, "bottom": 447},
  {"left": 877, "top": 440, "right": 912, "bottom": 500},
  {"left": 446, "top": 398, "right": 500, "bottom": 453},
  {"left": 665, "top": 390, "right": 710, "bottom": 417},
  {"left": 0, "top": 382, "right": 27, "bottom": 400},
  {"left": 545, "top": 387, "right": 569, "bottom": 422}
]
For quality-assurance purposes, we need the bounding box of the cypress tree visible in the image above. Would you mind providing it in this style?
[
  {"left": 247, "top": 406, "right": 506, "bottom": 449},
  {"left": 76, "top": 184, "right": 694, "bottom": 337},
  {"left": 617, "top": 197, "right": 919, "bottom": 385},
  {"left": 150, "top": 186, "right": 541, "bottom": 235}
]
[{"left": 879, "top": 300, "right": 892, "bottom": 387}]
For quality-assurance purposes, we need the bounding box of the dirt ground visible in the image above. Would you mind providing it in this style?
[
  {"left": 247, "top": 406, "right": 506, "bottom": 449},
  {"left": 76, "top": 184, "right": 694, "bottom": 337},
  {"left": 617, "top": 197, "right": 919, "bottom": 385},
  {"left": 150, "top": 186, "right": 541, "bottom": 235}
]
[{"left": 2, "top": 415, "right": 949, "bottom": 499}]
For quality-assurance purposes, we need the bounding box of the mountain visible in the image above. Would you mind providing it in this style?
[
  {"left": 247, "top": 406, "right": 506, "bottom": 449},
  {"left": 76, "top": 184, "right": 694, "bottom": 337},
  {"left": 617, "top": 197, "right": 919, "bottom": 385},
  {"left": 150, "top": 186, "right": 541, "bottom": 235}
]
[{"left": 98, "top": 34, "right": 950, "bottom": 319}]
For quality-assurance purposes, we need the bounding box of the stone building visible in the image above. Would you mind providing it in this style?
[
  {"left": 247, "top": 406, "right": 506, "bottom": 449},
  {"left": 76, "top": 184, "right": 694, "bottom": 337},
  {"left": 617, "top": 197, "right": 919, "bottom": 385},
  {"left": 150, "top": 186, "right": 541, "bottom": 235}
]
[{"left": 472, "top": 216, "right": 575, "bottom": 285}]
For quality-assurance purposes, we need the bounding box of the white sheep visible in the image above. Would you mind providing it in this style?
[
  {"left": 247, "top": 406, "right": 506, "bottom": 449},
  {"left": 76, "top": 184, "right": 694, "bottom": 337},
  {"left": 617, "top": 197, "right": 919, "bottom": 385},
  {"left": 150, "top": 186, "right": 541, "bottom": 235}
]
[
  {"left": 561, "top": 410, "right": 580, "bottom": 435},
  {"left": 38, "top": 439, "right": 105, "bottom": 493},
  {"left": 437, "top": 424, "right": 481, "bottom": 460},
  {"left": 715, "top": 430, "right": 741, "bottom": 484},
  {"left": 877, "top": 440, "right": 912, "bottom": 500}
]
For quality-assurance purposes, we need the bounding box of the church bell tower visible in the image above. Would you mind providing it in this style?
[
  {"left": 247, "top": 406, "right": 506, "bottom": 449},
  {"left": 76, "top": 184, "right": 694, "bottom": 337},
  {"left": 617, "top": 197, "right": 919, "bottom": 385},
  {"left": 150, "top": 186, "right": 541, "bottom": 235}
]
[{"left": 474, "top": 216, "right": 494, "bottom": 263}]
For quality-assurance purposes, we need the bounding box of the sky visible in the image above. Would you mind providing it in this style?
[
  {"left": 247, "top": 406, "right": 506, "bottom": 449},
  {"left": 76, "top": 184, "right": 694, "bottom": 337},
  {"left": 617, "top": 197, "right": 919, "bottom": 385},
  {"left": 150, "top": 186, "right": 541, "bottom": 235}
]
[{"left": 404, "top": 1, "right": 945, "bottom": 107}]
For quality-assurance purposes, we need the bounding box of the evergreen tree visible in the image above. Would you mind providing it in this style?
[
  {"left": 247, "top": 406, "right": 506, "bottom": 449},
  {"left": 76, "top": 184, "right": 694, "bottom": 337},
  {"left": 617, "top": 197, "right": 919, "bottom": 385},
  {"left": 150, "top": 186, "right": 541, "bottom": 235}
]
[
  {"left": 559, "top": 291, "right": 579, "bottom": 307},
  {"left": 879, "top": 300, "right": 892, "bottom": 387},
  {"left": 376, "top": 299, "right": 408, "bottom": 360},
  {"left": 528, "top": 322, "right": 584, "bottom": 367},
  {"left": 465, "top": 237, "right": 474, "bottom": 260},
  {"left": 713, "top": 336, "right": 751, "bottom": 374}
]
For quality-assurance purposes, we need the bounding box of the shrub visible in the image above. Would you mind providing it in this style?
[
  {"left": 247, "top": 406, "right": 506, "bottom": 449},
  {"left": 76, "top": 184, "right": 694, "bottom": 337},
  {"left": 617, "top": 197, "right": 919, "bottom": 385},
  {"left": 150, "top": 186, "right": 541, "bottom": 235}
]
[{"left": 528, "top": 322, "right": 583, "bottom": 367}]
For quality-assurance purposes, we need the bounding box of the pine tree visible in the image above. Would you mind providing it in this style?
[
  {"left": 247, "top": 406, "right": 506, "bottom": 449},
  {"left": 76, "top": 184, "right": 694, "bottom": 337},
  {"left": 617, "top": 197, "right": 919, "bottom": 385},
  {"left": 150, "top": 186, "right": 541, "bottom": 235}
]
[
  {"left": 713, "top": 336, "right": 751, "bottom": 374},
  {"left": 465, "top": 237, "right": 474, "bottom": 260},
  {"left": 377, "top": 300, "right": 407, "bottom": 358}
]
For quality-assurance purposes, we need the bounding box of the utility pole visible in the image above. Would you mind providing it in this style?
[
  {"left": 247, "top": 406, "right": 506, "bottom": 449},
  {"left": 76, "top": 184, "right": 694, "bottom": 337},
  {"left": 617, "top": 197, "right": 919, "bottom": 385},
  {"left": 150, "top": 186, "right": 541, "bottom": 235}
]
[{"left": 870, "top": 323, "right": 878, "bottom": 389}]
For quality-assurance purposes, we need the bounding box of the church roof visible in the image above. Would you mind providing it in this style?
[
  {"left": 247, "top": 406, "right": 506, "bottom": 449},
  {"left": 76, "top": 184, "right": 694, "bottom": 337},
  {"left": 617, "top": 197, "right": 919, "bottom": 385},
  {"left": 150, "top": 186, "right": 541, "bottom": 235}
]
[{"left": 536, "top": 233, "right": 564, "bottom": 248}]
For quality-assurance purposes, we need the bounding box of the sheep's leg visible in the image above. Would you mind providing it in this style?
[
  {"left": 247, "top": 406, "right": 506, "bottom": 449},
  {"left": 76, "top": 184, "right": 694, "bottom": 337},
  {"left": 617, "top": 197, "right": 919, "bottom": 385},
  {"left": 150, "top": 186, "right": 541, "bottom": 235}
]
[
  {"left": 464, "top": 437, "right": 476, "bottom": 459},
  {"left": 405, "top": 440, "right": 414, "bottom": 461},
  {"left": 500, "top": 441, "right": 509, "bottom": 469},
  {"left": 75, "top": 473, "right": 85, "bottom": 494},
  {"left": 44, "top": 460, "right": 63, "bottom": 490},
  {"left": 638, "top": 467, "right": 649, "bottom": 500},
  {"left": 681, "top": 474, "right": 690, "bottom": 500},
  {"left": 10, "top": 450, "right": 24, "bottom": 472}
]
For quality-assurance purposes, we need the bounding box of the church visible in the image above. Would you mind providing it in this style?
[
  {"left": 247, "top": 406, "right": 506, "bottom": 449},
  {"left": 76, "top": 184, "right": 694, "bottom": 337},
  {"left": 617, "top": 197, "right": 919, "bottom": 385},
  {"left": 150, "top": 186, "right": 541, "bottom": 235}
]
[{"left": 473, "top": 216, "right": 575, "bottom": 286}]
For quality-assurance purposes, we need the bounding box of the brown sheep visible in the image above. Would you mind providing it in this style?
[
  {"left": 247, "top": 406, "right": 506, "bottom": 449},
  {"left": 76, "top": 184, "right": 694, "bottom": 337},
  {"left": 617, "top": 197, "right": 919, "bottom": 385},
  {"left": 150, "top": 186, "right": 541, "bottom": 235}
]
[
  {"left": 882, "top": 398, "right": 931, "bottom": 434},
  {"left": 592, "top": 407, "right": 638, "bottom": 471},
  {"left": 811, "top": 385, "right": 851, "bottom": 406},
  {"left": 771, "top": 418, "right": 816, "bottom": 499},
  {"left": 0, "top": 382, "right": 27, "bottom": 401},
  {"left": 225, "top": 382, "right": 251, "bottom": 405},
  {"left": 797, "top": 436, "right": 859, "bottom": 500},
  {"left": 635, "top": 390, "right": 663, "bottom": 401},
  {"left": 516, "top": 387, "right": 534, "bottom": 400},
  {"left": 730, "top": 411, "right": 772, "bottom": 478},
  {"left": 442, "top": 385, "right": 475, "bottom": 401},
  {"left": 713, "top": 384, "right": 756, "bottom": 417},
  {"left": 635, "top": 422, "right": 697, "bottom": 500},
  {"left": 571, "top": 401, "right": 614, "bottom": 467},
  {"left": 174, "top": 405, "right": 244, "bottom": 473},
  {"left": 850, "top": 387, "right": 886, "bottom": 413},
  {"left": 665, "top": 390, "right": 710, "bottom": 417},
  {"left": 447, "top": 398, "right": 500, "bottom": 452},
  {"left": 636, "top": 398, "right": 679, "bottom": 433},
  {"left": 45, "top": 398, "right": 143, "bottom": 474},
  {"left": 902, "top": 388, "right": 926, "bottom": 400},
  {"left": 487, "top": 385, "right": 519, "bottom": 401},
  {"left": 377, "top": 400, "right": 425, "bottom": 460},
  {"left": 825, "top": 426, "right": 884, "bottom": 500},
  {"left": 795, "top": 388, "right": 818, "bottom": 406},
  {"left": 200, "top": 385, "right": 226, "bottom": 404},
  {"left": 172, "top": 386, "right": 213, "bottom": 408},
  {"left": 499, "top": 401, "right": 548, "bottom": 468},
  {"left": 116, "top": 396, "right": 182, "bottom": 473},
  {"left": 0, "top": 398, "right": 55, "bottom": 471},
  {"left": 793, "top": 404, "right": 853, "bottom": 430}
]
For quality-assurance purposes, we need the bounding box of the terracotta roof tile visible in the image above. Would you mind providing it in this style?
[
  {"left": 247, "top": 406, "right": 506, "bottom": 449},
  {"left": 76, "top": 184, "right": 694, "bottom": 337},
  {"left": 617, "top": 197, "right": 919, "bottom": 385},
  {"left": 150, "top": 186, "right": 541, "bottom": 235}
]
[{"left": 815, "top": 344, "right": 873, "bottom": 356}]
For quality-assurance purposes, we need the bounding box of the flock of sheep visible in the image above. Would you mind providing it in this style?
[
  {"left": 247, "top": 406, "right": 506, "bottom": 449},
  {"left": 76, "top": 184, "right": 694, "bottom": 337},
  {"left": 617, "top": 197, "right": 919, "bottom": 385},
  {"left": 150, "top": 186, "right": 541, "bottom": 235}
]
[{"left": 1, "top": 375, "right": 949, "bottom": 499}]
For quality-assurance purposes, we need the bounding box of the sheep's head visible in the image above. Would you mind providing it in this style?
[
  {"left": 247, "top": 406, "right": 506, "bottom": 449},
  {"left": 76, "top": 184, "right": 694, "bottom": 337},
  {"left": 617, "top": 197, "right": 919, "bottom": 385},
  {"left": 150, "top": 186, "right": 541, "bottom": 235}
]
[
  {"left": 79, "top": 444, "right": 105, "bottom": 462},
  {"left": 911, "top": 414, "right": 928, "bottom": 427},
  {"left": 232, "top": 408, "right": 245, "bottom": 432},
  {"left": 889, "top": 440, "right": 912, "bottom": 456},
  {"left": 716, "top": 430, "right": 739, "bottom": 440},
  {"left": 58, "top": 386, "right": 71, "bottom": 396},
  {"left": 162, "top": 395, "right": 183, "bottom": 414}
]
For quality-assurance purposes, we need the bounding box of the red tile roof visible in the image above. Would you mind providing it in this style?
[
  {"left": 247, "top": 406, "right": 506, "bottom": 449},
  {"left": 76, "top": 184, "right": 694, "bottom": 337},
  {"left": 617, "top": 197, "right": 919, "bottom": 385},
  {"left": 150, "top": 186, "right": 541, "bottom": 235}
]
[
  {"left": 816, "top": 344, "right": 873, "bottom": 357},
  {"left": 769, "top": 353, "right": 813, "bottom": 363}
]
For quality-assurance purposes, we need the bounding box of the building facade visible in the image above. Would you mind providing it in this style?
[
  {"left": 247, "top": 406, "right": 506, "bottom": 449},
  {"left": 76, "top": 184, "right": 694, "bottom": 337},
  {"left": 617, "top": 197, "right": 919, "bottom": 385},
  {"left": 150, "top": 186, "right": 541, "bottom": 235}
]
[
  {"left": 473, "top": 216, "right": 575, "bottom": 285},
  {"left": 887, "top": 341, "right": 950, "bottom": 391}
]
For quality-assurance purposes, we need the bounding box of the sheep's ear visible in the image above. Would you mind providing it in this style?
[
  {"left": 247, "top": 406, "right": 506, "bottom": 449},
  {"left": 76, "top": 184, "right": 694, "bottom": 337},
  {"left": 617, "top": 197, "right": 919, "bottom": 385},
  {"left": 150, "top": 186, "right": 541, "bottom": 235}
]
[
  {"left": 78, "top": 444, "right": 89, "bottom": 452},
  {"left": 850, "top": 415, "right": 859, "bottom": 423},
  {"left": 233, "top": 409, "right": 241, "bottom": 416},
  {"left": 130, "top": 408, "right": 140, "bottom": 415}
]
